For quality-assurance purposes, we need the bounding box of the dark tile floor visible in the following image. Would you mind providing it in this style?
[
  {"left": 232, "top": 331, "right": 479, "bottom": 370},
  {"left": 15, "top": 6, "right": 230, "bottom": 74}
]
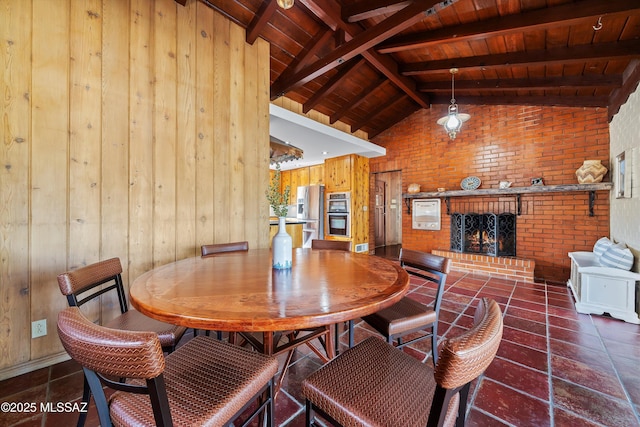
[{"left": 2, "top": 261, "right": 640, "bottom": 426}]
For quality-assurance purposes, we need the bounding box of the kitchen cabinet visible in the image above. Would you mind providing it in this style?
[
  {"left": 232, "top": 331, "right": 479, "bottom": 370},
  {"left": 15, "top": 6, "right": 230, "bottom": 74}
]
[
  {"left": 324, "top": 155, "right": 352, "bottom": 192},
  {"left": 290, "top": 167, "right": 310, "bottom": 203},
  {"left": 324, "top": 154, "right": 369, "bottom": 253},
  {"left": 309, "top": 164, "right": 324, "bottom": 185}
]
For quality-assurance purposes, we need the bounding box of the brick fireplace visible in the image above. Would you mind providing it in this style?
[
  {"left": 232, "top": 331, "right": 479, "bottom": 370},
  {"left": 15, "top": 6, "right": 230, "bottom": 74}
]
[
  {"left": 432, "top": 249, "right": 535, "bottom": 282},
  {"left": 368, "top": 104, "right": 611, "bottom": 282}
]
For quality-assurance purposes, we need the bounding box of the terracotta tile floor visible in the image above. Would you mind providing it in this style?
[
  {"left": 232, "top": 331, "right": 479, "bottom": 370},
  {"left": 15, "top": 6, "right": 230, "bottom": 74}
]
[{"left": 2, "top": 268, "right": 640, "bottom": 426}]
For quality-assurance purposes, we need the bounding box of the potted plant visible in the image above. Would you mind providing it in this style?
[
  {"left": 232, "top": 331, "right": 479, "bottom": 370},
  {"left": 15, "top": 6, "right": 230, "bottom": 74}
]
[{"left": 266, "top": 164, "right": 292, "bottom": 269}]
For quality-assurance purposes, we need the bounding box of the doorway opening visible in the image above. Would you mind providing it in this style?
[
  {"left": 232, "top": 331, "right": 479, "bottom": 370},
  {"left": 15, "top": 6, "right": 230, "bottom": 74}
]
[{"left": 373, "top": 170, "right": 402, "bottom": 260}]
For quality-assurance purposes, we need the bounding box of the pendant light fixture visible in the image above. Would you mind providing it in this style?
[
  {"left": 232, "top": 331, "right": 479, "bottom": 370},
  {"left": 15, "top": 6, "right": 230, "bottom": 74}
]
[
  {"left": 436, "top": 68, "right": 470, "bottom": 140},
  {"left": 276, "top": 0, "right": 294, "bottom": 9}
]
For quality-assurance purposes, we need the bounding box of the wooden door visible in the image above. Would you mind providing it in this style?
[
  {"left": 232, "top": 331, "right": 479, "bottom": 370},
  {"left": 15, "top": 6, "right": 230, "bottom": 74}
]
[{"left": 374, "top": 179, "right": 386, "bottom": 248}]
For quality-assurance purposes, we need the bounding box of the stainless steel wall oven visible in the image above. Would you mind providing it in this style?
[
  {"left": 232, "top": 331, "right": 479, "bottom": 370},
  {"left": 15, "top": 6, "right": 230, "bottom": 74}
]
[{"left": 326, "top": 192, "right": 350, "bottom": 237}]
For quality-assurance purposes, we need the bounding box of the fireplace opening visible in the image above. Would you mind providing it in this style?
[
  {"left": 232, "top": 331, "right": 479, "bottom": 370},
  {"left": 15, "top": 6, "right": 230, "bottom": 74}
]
[{"left": 450, "top": 212, "right": 516, "bottom": 257}]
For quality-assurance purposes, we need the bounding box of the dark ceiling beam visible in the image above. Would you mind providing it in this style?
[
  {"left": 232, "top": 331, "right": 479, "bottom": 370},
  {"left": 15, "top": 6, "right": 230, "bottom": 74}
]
[
  {"left": 402, "top": 40, "right": 640, "bottom": 75},
  {"left": 608, "top": 60, "right": 640, "bottom": 121},
  {"left": 272, "top": 0, "right": 445, "bottom": 103},
  {"left": 429, "top": 94, "right": 610, "bottom": 107},
  {"left": 303, "top": 58, "right": 366, "bottom": 113},
  {"left": 343, "top": 0, "right": 412, "bottom": 23},
  {"left": 418, "top": 75, "right": 623, "bottom": 92},
  {"left": 271, "top": 28, "right": 334, "bottom": 94},
  {"left": 246, "top": 0, "right": 278, "bottom": 45},
  {"left": 173, "top": 0, "right": 188, "bottom": 6},
  {"left": 351, "top": 93, "right": 407, "bottom": 132},
  {"left": 330, "top": 79, "right": 391, "bottom": 124},
  {"left": 379, "top": 0, "right": 640, "bottom": 53}
]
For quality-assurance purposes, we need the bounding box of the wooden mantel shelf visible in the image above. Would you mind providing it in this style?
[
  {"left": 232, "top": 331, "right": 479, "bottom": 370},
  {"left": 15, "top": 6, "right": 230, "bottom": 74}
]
[{"left": 403, "top": 182, "right": 613, "bottom": 216}]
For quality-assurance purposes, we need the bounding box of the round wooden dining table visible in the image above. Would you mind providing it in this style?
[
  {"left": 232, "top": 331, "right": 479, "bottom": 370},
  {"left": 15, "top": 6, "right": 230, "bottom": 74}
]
[
  {"left": 129, "top": 247, "right": 409, "bottom": 393},
  {"left": 129, "top": 248, "right": 408, "bottom": 333}
]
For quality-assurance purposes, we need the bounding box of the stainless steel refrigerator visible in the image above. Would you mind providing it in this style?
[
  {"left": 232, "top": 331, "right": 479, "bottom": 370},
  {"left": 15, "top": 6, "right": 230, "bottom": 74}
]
[{"left": 296, "top": 185, "right": 325, "bottom": 248}]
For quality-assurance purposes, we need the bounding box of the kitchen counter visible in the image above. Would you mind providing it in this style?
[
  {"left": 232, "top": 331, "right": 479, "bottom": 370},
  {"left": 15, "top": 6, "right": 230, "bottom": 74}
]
[
  {"left": 269, "top": 218, "right": 308, "bottom": 226},
  {"left": 269, "top": 220, "right": 303, "bottom": 248}
]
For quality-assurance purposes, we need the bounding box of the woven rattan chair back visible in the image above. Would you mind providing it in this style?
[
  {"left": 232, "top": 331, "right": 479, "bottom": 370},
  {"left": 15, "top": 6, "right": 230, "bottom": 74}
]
[
  {"left": 302, "top": 298, "right": 503, "bottom": 427},
  {"left": 57, "top": 258, "right": 186, "bottom": 427},
  {"left": 58, "top": 307, "right": 278, "bottom": 427}
]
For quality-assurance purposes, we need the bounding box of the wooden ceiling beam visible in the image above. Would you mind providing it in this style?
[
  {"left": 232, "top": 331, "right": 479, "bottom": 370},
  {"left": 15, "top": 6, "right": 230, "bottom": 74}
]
[
  {"left": 303, "top": 58, "right": 366, "bottom": 113},
  {"left": 246, "top": 0, "right": 278, "bottom": 45},
  {"left": 272, "top": 0, "right": 445, "bottom": 104},
  {"left": 342, "top": 0, "right": 412, "bottom": 23},
  {"left": 330, "top": 79, "right": 391, "bottom": 124},
  {"left": 403, "top": 40, "right": 640, "bottom": 75},
  {"left": 379, "top": 0, "right": 640, "bottom": 53},
  {"left": 418, "top": 75, "right": 623, "bottom": 92},
  {"left": 429, "top": 94, "right": 610, "bottom": 107},
  {"left": 270, "top": 28, "right": 334, "bottom": 96}
]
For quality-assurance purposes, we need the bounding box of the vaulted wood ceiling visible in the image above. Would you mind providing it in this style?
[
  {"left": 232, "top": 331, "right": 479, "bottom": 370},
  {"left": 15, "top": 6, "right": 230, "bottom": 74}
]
[{"left": 190, "top": 0, "right": 640, "bottom": 139}]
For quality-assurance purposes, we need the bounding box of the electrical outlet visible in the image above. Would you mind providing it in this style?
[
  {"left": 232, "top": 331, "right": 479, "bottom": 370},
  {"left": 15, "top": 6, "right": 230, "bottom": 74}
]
[{"left": 32, "top": 319, "right": 47, "bottom": 338}]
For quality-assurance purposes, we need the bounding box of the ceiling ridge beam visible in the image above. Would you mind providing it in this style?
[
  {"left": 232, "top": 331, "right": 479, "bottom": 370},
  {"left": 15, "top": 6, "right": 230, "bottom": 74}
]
[
  {"left": 330, "top": 79, "right": 391, "bottom": 124},
  {"left": 271, "top": 0, "right": 444, "bottom": 99},
  {"left": 379, "top": 0, "right": 640, "bottom": 53},
  {"left": 418, "top": 75, "right": 623, "bottom": 91},
  {"left": 343, "top": 0, "right": 412, "bottom": 23},
  {"left": 402, "top": 39, "right": 640, "bottom": 75},
  {"left": 303, "top": 57, "right": 366, "bottom": 113}
]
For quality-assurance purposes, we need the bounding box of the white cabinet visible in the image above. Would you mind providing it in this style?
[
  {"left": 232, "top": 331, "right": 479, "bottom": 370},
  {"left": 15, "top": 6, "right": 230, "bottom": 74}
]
[{"left": 568, "top": 252, "right": 640, "bottom": 324}]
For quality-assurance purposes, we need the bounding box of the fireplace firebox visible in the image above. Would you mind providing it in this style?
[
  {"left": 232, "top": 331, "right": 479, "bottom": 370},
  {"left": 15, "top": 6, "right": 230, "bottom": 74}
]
[{"left": 450, "top": 212, "right": 516, "bottom": 257}]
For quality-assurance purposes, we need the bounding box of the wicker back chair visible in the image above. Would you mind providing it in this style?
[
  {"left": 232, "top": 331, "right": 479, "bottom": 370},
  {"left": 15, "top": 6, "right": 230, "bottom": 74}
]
[
  {"left": 57, "top": 258, "right": 187, "bottom": 427},
  {"left": 360, "top": 248, "right": 451, "bottom": 364},
  {"left": 58, "top": 307, "right": 278, "bottom": 427},
  {"left": 302, "top": 298, "right": 503, "bottom": 427}
]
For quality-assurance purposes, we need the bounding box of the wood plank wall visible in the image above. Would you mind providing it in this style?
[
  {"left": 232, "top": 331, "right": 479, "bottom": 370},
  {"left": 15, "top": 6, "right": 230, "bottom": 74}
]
[{"left": 0, "top": 0, "right": 270, "bottom": 375}]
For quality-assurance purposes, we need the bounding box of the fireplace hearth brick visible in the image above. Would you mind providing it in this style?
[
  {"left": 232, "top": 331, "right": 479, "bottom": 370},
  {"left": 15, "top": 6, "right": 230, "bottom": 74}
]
[{"left": 432, "top": 249, "right": 535, "bottom": 282}]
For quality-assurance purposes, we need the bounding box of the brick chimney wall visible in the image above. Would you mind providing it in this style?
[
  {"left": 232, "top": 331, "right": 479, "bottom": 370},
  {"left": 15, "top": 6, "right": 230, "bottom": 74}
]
[{"left": 369, "top": 104, "right": 610, "bottom": 282}]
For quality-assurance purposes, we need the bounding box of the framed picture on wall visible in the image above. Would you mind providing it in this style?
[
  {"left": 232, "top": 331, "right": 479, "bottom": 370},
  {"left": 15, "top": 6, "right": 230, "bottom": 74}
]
[{"left": 615, "top": 151, "right": 632, "bottom": 198}]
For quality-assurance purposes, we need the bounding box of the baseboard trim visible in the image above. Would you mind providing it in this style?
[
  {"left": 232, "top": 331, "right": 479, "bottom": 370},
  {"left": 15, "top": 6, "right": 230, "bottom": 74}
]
[{"left": 0, "top": 352, "right": 71, "bottom": 381}]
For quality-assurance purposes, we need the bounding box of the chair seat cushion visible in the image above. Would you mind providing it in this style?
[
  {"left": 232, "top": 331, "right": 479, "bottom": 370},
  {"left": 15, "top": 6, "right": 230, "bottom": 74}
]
[
  {"left": 104, "top": 309, "right": 187, "bottom": 350},
  {"left": 302, "top": 337, "right": 457, "bottom": 427},
  {"left": 362, "top": 297, "right": 436, "bottom": 337},
  {"left": 109, "top": 336, "right": 278, "bottom": 426}
]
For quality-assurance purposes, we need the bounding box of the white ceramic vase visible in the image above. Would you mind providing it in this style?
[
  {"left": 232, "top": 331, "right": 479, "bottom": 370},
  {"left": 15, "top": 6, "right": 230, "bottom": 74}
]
[{"left": 272, "top": 217, "right": 292, "bottom": 269}]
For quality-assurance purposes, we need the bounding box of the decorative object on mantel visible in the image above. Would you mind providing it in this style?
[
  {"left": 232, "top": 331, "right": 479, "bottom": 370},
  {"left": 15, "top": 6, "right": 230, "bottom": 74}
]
[
  {"left": 460, "top": 176, "right": 481, "bottom": 190},
  {"left": 436, "top": 68, "right": 470, "bottom": 140},
  {"left": 437, "top": 187, "right": 446, "bottom": 192},
  {"left": 531, "top": 177, "right": 544, "bottom": 186},
  {"left": 499, "top": 181, "right": 512, "bottom": 189},
  {"left": 407, "top": 183, "right": 421, "bottom": 193},
  {"left": 276, "top": 0, "right": 294, "bottom": 10},
  {"left": 266, "top": 164, "right": 292, "bottom": 269},
  {"left": 270, "top": 136, "right": 303, "bottom": 164},
  {"left": 575, "top": 159, "right": 607, "bottom": 184}
]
